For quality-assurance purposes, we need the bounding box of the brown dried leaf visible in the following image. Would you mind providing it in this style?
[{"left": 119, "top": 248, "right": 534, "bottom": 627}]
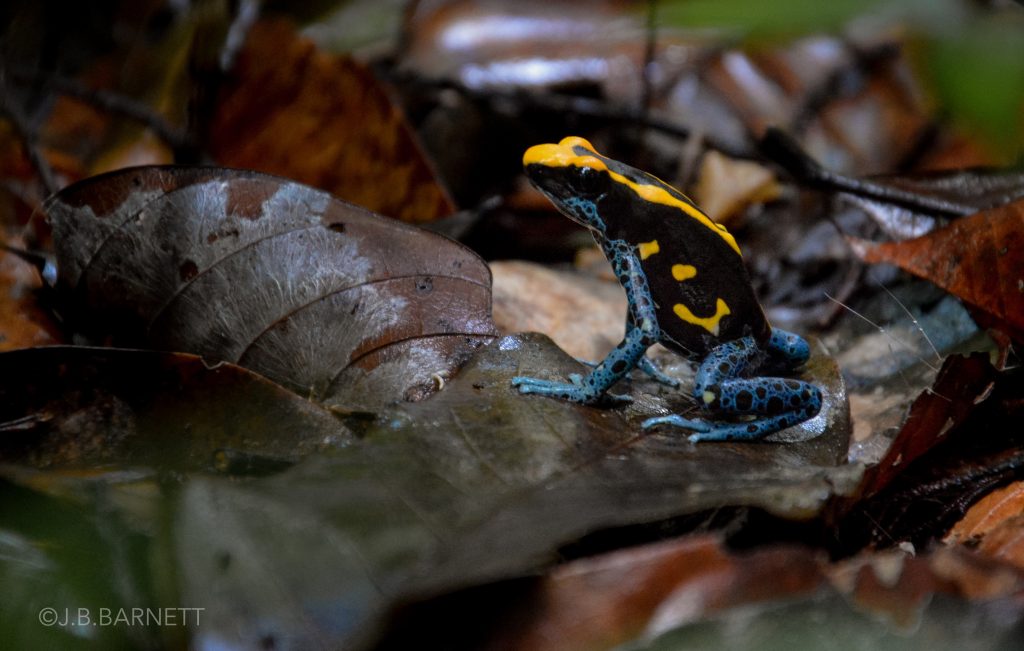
[
  {"left": 209, "top": 19, "right": 455, "bottom": 223},
  {"left": 490, "top": 260, "right": 626, "bottom": 360},
  {"left": 488, "top": 536, "right": 826, "bottom": 651},
  {"left": 948, "top": 481, "right": 1024, "bottom": 544},
  {"left": 47, "top": 166, "right": 496, "bottom": 410},
  {"left": 947, "top": 481, "right": 1024, "bottom": 571},
  {"left": 850, "top": 200, "right": 1024, "bottom": 342},
  {"left": 854, "top": 354, "right": 997, "bottom": 499},
  {"left": 693, "top": 150, "right": 781, "bottom": 224}
]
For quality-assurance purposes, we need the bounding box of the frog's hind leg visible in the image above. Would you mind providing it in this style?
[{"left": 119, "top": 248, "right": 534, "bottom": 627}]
[{"left": 643, "top": 335, "right": 821, "bottom": 442}]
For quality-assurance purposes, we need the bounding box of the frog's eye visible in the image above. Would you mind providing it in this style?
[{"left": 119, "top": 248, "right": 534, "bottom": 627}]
[{"left": 575, "top": 164, "right": 608, "bottom": 196}]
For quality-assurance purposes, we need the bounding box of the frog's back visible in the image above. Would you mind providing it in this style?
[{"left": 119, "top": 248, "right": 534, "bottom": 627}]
[{"left": 593, "top": 161, "right": 770, "bottom": 358}]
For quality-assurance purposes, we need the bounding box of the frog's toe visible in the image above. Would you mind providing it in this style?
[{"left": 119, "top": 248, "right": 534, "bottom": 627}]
[
  {"left": 641, "top": 414, "right": 711, "bottom": 432},
  {"left": 511, "top": 376, "right": 590, "bottom": 402},
  {"left": 687, "top": 429, "right": 728, "bottom": 443},
  {"left": 637, "top": 357, "right": 680, "bottom": 388},
  {"left": 511, "top": 376, "right": 566, "bottom": 393},
  {"left": 604, "top": 392, "right": 633, "bottom": 406}
]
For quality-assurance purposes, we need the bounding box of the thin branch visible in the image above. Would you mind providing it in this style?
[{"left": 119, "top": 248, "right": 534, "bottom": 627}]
[
  {"left": 8, "top": 67, "right": 194, "bottom": 154},
  {"left": 758, "top": 127, "right": 978, "bottom": 217},
  {"left": 0, "top": 88, "right": 58, "bottom": 196}
]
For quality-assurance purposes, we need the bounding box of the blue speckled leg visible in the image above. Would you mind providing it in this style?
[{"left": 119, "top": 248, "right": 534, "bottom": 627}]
[
  {"left": 643, "top": 329, "right": 822, "bottom": 442},
  {"left": 513, "top": 238, "right": 660, "bottom": 404},
  {"left": 573, "top": 354, "right": 679, "bottom": 388},
  {"left": 637, "top": 356, "right": 680, "bottom": 388},
  {"left": 575, "top": 315, "right": 680, "bottom": 388}
]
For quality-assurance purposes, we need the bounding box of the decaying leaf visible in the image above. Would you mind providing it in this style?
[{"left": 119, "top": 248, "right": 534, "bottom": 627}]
[
  {"left": 46, "top": 166, "right": 496, "bottom": 410},
  {"left": 0, "top": 346, "right": 353, "bottom": 470},
  {"left": 486, "top": 536, "right": 826, "bottom": 651},
  {"left": 209, "top": 19, "right": 455, "bottom": 223},
  {"left": 484, "top": 536, "right": 1023, "bottom": 651},
  {"left": 173, "top": 332, "right": 855, "bottom": 650},
  {"left": 854, "top": 354, "right": 998, "bottom": 499},
  {"left": 850, "top": 200, "right": 1024, "bottom": 342}
]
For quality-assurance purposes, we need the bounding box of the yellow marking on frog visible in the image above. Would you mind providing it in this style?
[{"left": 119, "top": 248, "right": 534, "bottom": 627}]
[
  {"left": 671, "top": 264, "right": 697, "bottom": 281},
  {"left": 703, "top": 390, "right": 716, "bottom": 404},
  {"left": 638, "top": 240, "right": 660, "bottom": 260},
  {"left": 673, "top": 298, "right": 731, "bottom": 336},
  {"left": 523, "top": 137, "right": 741, "bottom": 256}
]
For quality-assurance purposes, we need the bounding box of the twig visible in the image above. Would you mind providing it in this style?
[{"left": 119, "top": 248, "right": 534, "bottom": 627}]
[
  {"left": 8, "top": 66, "right": 193, "bottom": 155},
  {"left": 0, "top": 88, "right": 58, "bottom": 196},
  {"left": 758, "top": 127, "right": 977, "bottom": 217}
]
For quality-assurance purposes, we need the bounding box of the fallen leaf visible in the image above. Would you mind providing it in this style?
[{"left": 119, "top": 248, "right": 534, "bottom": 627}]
[
  {"left": 209, "top": 19, "right": 455, "bottom": 223},
  {"left": 0, "top": 346, "right": 353, "bottom": 470},
  {"left": 847, "top": 354, "right": 996, "bottom": 499},
  {"left": 946, "top": 480, "right": 1024, "bottom": 571},
  {"left": 947, "top": 481, "right": 1024, "bottom": 545},
  {"left": 490, "top": 260, "right": 626, "bottom": 361},
  {"left": 46, "top": 166, "right": 496, "bottom": 410},
  {"left": 693, "top": 150, "right": 781, "bottom": 224},
  {"left": 850, "top": 200, "right": 1024, "bottom": 342},
  {"left": 485, "top": 537, "right": 1023, "bottom": 651},
  {"left": 175, "top": 332, "right": 854, "bottom": 650},
  {"left": 486, "top": 536, "right": 826, "bottom": 651}
]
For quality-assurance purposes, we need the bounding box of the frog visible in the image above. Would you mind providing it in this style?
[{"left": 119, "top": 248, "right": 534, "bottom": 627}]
[{"left": 511, "top": 136, "right": 822, "bottom": 442}]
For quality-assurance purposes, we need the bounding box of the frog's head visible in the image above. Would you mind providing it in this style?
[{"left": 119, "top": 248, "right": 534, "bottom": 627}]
[
  {"left": 524, "top": 136, "right": 742, "bottom": 256},
  {"left": 523, "top": 136, "right": 614, "bottom": 233}
]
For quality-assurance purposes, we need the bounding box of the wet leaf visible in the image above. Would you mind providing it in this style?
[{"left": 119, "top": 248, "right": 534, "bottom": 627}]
[
  {"left": 0, "top": 346, "right": 353, "bottom": 471},
  {"left": 850, "top": 200, "right": 1024, "bottom": 343},
  {"left": 174, "top": 332, "right": 855, "bottom": 650},
  {"left": 47, "top": 166, "right": 496, "bottom": 410},
  {"left": 208, "top": 19, "right": 455, "bottom": 223}
]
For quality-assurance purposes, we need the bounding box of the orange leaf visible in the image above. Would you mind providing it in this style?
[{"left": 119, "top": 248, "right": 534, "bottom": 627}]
[
  {"left": 948, "top": 481, "right": 1024, "bottom": 570},
  {"left": 209, "top": 19, "right": 455, "bottom": 224},
  {"left": 948, "top": 481, "right": 1024, "bottom": 543},
  {"left": 850, "top": 200, "right": 1024, "bottom": 340}
]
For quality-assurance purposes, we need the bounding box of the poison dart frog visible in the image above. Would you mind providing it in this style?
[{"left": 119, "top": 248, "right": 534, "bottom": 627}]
[{"left": 511, "top": 137, "right": 822, "bottom": 442}]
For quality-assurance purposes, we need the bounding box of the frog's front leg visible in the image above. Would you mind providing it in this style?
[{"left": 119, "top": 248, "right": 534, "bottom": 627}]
[
  {"left": 513, "top": 240, "right": 659, "bottom": 404},
  {"left": 574, "top": 317, "right": 679, "bottom": 388},
  {"left": 643, "top": 330, "right": 821, "bottom": 442}
]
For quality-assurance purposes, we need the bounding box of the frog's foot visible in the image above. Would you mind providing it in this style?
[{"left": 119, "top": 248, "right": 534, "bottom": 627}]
[
  {"left": 637, "top": 357, "right": 680, "bottom": 388},
  {"left": 511, "top": 375, "right": 631, "bottom": 405},
  {"left": 643, "top": 407, "right": 818, "bottom": 442},
  {"left": 642, "top": 414, "right": 710, "bottom": 433}
]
